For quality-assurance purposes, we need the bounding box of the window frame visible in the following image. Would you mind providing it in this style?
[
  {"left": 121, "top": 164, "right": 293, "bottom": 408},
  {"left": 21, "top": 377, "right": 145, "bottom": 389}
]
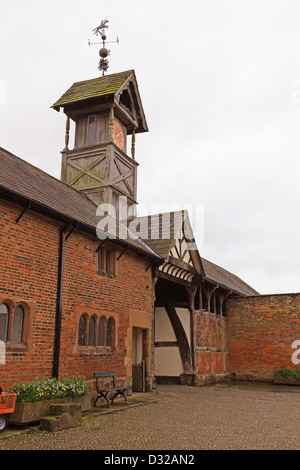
[
  {"left": 78, "top": 314, "right": 87, "bottom": 346},
  {"left": 97, "top": 246, "right": 116, "bottom": 278},
  {"left": 75, "top": 307, "right": 118, "bottom": 354},
  {"left": 11, "top": 305, "right": 24, "bottom": 344},
  {"left": 97, "top": 316, "right": 106, "bottom": 347},
  {"left": 0, "top": 303, "right": 9, "bottom": 343},
  {"left": 106, "top": 316, "right": 115, "bottom": 348},
  {"left": 0, "top": 298, "right": 33, "bottom": 351},
  {"left": 88, "top": 315, "right": 97, "bottom": 346}
]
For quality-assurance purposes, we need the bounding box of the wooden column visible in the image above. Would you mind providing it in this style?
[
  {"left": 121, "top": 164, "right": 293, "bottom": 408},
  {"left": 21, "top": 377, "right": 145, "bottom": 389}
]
[
  {"left": 64, "top": 116, "right": 70, "bottom": 151},
  {"left": 163, "top": 294, "right": 193, "bottom": 375},
  {"left": 108, "top": 106, "right": 114, "bottom": 140},
  {"left": 131, "top": 129, "right": 136, "bottom": 160}
]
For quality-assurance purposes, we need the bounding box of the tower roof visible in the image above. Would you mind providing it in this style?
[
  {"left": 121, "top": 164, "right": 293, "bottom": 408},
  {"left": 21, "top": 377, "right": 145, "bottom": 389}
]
[{"left": 51, "top": 70, "right": 148, "bottom": 134}]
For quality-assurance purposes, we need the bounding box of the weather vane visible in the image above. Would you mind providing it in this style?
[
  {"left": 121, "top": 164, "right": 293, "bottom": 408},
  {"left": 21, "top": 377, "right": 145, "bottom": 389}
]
[{"left": 88, "top": 19, "right": 119, "bottom": 76}]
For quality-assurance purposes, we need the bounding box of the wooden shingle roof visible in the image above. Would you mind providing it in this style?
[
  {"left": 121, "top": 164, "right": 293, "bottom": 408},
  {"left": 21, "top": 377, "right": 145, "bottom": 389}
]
[
  {"left": 131, "top": 212, "right": 259, "bottom": 296},
  {"left": 128, "top": 212, "right": 185, "bottom": 258},
  {"left": 201, "top": 258, "right": 259, "bottom": 296},
  {"left": 51, "top": 69, "right": 148, "bottom": 133},
  {"left": 52, "top": 70, "right": 134, "bottom": 110}
]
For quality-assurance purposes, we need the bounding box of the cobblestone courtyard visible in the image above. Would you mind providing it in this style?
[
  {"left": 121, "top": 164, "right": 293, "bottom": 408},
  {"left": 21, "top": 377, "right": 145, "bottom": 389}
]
[{"left": 0, "top": 382, "right": 299, "bottom": 451}]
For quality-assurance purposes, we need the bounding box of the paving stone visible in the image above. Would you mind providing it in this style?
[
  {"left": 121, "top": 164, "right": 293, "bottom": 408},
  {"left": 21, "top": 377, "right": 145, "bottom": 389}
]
[{"left": 0, "top": 383, "right": 299, "bottom": 450}]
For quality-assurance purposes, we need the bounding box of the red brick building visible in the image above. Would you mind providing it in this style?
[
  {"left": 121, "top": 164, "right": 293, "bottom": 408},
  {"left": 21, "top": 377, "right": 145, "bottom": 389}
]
[
  {"left": 0, "top": 145, "right": 158, "bottom": 391},
  {"left": 0, "top": 69, "right": 298, "bottom": 393}
]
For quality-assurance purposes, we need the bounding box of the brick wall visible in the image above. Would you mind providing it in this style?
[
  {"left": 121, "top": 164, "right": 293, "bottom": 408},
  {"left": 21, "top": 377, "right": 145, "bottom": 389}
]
[
  {"left": 194, "top": 310, "right": 228, "bottom": 377},
  {"left": 0, "top": 199, "right": 153, "bottom": 390},
  {"left": 59, "top": 227, "right": 153, "bottom": 382},
  {"left": 226, "top": 294, "right": 300, "bottom": 380},
  {"left": 0, "top": 199, "right": 59, "bottom": 389}
]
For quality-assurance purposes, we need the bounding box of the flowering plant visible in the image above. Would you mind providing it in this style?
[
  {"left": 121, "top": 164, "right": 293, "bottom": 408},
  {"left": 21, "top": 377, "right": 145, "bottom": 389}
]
[
  {"left": 274, "top": 368, "right": 300, "bottom": 378},
  {"left": 10, "top": 377, "right": 88, "bottom": 403}
]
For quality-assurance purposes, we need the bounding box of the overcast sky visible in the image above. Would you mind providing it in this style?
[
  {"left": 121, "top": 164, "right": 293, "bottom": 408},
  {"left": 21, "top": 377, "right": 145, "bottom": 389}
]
[{"left": 1, "top": 0, "right": 300, "bottom": 295}]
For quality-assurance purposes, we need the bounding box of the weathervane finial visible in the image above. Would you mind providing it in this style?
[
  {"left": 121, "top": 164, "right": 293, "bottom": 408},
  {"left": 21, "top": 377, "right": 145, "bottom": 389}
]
[{"left": 88, "top": 19, "right": 119, "bottom": 76}]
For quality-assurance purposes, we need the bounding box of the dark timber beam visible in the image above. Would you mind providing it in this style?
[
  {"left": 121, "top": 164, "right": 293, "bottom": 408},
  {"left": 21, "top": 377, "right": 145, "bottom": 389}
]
[{"left": 163, "top": 294, "right": 193, "bottom": 374}]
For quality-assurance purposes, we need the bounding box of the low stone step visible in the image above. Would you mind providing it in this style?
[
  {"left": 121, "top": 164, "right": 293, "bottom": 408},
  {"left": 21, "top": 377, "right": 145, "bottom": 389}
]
[{"left": 39, "top": 403, "right": 82, "bottom": 432}]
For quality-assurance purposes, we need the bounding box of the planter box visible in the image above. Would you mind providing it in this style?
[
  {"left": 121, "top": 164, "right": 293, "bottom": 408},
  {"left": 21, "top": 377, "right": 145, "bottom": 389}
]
[
  {"left": 9, "top": 394, "right": 91, "bottom": 426},
  {"left": 274, "top": 376, "right": 300, "bottom": 385}
]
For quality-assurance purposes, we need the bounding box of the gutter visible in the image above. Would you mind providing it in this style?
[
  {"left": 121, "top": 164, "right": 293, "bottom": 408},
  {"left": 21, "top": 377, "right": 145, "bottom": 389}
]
[
  {"left": 0, "top": 186, "right": 161, "bottom": 261},
  {"left": 0, "top": 186, "right": 162, "bottom": 379}
]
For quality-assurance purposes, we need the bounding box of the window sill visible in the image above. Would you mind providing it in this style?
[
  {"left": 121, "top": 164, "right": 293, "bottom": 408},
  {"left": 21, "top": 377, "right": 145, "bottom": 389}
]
[
  {"left": 5, "top": 342, "right": 28, "bottom": 353},
  {"left": 96, "top": 271, "right": 116, "bottom": 279},
  {"left": 78, "top": 345, "right": 115, "bottom": 356}
]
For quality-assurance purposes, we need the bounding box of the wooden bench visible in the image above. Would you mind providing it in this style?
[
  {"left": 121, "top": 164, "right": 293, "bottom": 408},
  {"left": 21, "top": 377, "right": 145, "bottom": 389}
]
[{"left": 94, "top": 372, "right": 129, "bottom": 408}]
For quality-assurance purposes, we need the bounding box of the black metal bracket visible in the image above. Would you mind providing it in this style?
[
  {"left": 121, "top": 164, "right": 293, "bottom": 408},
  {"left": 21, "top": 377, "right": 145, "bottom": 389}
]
[
  {"left": 96, "top": 239, "right": 106, "bottom": 253},
  {"left": 117, "top": 246, "right": 128, "bottom": 261},
  {"left": 65, "top": 223, "right": 77, "bottom": 241},
  {"left": 16, "top": 202, "right": 31, "bottom": 224}
]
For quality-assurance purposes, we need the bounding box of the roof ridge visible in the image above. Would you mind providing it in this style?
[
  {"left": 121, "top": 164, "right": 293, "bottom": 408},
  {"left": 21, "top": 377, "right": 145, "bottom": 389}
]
[
  {"left": 72, "top": 69, "right": 134, "bottom": 86},
  {"left": 131, "top": 209, "right": 188, "bottom": 220},
  {"left": 51, "top": 70, "right": 136, "bottom": 109},
  {"left": 201, "top": 257, "right": 259, "bottom": 294}
]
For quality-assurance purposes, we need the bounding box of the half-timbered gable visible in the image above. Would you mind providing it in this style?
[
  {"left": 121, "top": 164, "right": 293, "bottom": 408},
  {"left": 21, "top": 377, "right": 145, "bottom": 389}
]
[{"left": 132, "top": 210, "right": 258, "bottom": 385}]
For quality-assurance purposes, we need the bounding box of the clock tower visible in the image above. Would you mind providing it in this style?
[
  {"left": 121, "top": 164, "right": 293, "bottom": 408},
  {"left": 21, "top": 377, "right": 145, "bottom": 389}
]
[{"left": 51, "top": 69, "right": 148, "bottom": 219}]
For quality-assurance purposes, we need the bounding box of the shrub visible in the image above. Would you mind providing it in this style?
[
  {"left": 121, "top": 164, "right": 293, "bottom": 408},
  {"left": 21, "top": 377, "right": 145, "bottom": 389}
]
[
  {"left": 274, "top": 369, "right": 300, "bottom": 378},
  {"left": 10, "top": 377, "right": 88, "bottom": 403}
]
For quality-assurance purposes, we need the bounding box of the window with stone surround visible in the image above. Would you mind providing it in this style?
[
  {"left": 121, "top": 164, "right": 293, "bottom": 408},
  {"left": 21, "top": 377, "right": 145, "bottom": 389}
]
[
  {"left": 77, "top": 312, "right": 116, "bottom": 350},
  {"left": 0, "top": 299, "right": 32, "bottom": 349}
]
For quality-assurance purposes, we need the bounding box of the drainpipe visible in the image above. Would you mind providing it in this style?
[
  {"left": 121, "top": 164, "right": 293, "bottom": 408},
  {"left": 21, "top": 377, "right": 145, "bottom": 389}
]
[{"left": 52, "top": 223, "right": 74, "bottom": 379}]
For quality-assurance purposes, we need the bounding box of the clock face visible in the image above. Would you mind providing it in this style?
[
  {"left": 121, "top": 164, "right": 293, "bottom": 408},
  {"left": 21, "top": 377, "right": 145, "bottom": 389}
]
[{"left": 112, "top": 119, "right": 125, "bottom": 151}]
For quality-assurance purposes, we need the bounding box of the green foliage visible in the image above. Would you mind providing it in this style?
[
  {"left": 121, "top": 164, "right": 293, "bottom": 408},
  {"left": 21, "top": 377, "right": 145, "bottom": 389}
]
[
  {"left": 274, "top": 368, "right": 300, "bottom": 378},
  {"left": 10, "top": 377, "right": 88, "bottom": 403}
]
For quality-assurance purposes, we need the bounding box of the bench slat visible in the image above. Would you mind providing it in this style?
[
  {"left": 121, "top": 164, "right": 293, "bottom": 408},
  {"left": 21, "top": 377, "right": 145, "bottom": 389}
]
[
  {"left": 97, "top": 387, "right": 129, "bottom": 392},
  {"left": 94, "top": 372, "right": 117, "bottom": 378},
  {"left": 93, "top": 371, "right": 129, "bottom": 409}
]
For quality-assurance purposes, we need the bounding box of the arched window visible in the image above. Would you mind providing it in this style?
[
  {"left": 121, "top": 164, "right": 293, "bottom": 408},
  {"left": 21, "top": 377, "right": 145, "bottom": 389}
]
[
  {"left": 88, "top": 316, "right": 96, "bottom": 346},
  {"left": 0, "top": 304, "right": 9, "bottom": 342},
  {"left": 97, "top": 316, "right": 106, "bottom": 346},
  {"left": 11, "top": 306, "right": 24, "bottom": 344},
  {"left": 106, "top": 317, "right": 115, "bottom": 348},
  {"left": 78, "top": 315, "right": 87, "bottom": 346}
]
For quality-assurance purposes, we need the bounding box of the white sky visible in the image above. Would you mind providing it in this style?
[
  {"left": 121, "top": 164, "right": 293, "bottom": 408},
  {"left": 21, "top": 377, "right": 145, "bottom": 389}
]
[{"left": 1, "top": 0, "right": 300, "bottom": 295}]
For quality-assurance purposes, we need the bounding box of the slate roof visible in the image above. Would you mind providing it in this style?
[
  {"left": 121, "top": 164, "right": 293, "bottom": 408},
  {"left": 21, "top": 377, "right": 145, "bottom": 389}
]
[
  {"left": 129, "top": 212, "right": 259, "bottom": 296},
  {"left": 0, "top": 147, "right": 259, "bottom": 296},
  {"left": 201, "top": 258, "right": 259, "bottom": 296},
  {"left": 0, "top": 147, "right": 160, "bottom": 260},
  {"left": 52, "top": 70, "right": 134, "bottom": 110},
  {"left": 127, "top": 211, "right": 187, "bottom": 259}
]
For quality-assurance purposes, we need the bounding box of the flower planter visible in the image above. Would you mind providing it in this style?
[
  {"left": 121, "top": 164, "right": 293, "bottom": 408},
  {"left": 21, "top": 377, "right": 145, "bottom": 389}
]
[
  {"left": 9, "top": 394, "right": 91, "bottom": 426},
  {"left": 274, "top": 376, "right": 300, "bottom": 386}
]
